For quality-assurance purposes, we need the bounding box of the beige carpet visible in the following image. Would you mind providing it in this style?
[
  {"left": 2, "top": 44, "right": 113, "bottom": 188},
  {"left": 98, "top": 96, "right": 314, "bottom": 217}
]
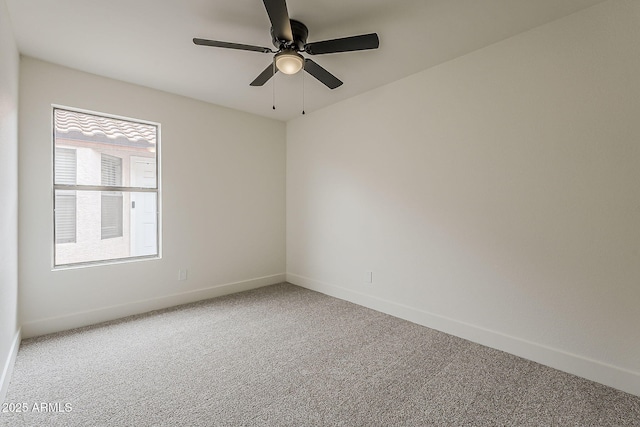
[{"left": 2, "top": 283, "right": 639, "bottom": 426}]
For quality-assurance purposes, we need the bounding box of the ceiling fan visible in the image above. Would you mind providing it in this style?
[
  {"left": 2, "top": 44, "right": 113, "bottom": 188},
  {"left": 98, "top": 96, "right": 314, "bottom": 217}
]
[{"left": 193, "top": 0, "right": 380, "bottom": 89}]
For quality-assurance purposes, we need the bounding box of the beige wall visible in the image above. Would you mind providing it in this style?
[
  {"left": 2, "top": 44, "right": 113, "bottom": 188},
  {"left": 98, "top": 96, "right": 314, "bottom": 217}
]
[
  {"left": 287, "top": 0, "right": 640, "bottom": 396},
  {"left": 19, "top": 57, "right": 286, "bottom": 337},
  {"left": 0, "top": 0, "right": 20, "bottom": 401}
]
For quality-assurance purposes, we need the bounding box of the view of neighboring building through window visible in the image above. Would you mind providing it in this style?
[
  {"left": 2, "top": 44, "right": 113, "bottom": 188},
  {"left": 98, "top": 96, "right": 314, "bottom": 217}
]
[{"left": 53, "top": 107, "right": 160, "bottom": 267}]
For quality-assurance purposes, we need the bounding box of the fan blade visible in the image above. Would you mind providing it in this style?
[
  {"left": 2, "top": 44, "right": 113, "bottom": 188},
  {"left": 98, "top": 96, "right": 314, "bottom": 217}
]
[
  {"left": 304, "top": 59, "right": 342, "bottom": 89},
  {"left": 305, "top": 33, "right": 379, "bottom": 55},
  {"left": 250, "top": 63, "right": 278, "bottom": 86},
  {"left": 193, "top": 38, "right": 272, "bottom": 53},
  {"left": 263, "top": 0, "right": 293, "bottom": 42}
]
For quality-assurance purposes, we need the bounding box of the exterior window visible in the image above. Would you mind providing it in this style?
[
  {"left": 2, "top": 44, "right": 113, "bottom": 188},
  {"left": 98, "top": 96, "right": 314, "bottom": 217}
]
[
  {"left": 101, "top": 154, "right": 123, "bottom": 239},
  {"left": 53, "top": 107, "right": 160, "bottom": 267},
  {"left": 101, "top": 154, "right": 122, "bottom": 186},
  {"left": 54, "top": 147, "right": 77, "bottom": 244}
]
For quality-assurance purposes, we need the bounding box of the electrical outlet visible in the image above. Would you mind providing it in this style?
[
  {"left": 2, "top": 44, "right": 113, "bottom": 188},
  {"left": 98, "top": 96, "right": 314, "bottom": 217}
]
[
  {"left": 178, "top": 269, "right": 188, "bottom": 281},
  {"left": 364, "top": 271, "right": 373, "bottom": 284}
]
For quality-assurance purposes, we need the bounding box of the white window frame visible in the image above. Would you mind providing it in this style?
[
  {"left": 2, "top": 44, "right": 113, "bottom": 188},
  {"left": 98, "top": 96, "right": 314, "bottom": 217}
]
[{"left": 52, "top": 105, "right": 162, "bottom": 268}]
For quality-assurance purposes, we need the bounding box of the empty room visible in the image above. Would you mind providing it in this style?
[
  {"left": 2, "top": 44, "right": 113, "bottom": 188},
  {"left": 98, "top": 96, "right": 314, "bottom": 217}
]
[{"left": 1, "top": 0, "right": 639, "bottom": 425}]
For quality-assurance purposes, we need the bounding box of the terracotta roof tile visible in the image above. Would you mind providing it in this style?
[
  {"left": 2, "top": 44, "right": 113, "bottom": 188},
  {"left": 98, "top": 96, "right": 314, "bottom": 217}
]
[{"left": 54, "top": 109, "right": 156, "bottom": 145}]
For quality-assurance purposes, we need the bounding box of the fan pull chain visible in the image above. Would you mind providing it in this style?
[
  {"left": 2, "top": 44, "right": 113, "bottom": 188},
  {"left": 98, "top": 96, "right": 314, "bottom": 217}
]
[
  {"left": 302, "top": 62, "right": 306, "bottom": 115},
  {"left": 272, "top": 59, "right": 276, "bottom": 110}
]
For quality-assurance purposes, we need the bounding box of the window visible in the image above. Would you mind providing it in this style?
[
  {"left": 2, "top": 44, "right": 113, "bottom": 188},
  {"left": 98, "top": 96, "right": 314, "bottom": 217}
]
[
  {"left": 101, "top": 154, "right": 123, "bottom": 239},
  {"left": 101, "top": 154, "right": 122, "bottom": 186},
  {"left": 54, "top": 147, "right": 77, "bottom": 243},
  {"left": 53, "top": 107, "right": 160, "bottom": 267}
]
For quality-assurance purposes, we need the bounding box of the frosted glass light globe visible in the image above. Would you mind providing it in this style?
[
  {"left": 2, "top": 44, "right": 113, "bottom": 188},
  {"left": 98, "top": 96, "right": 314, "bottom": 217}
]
[{"left": 275, "top": 51, "right": 304, "bottom": 75}]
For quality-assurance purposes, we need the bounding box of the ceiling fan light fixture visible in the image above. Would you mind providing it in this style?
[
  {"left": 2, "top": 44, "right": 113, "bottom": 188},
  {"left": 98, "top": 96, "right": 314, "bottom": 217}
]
[
  {"left": 275, "top": 50, "right": 304, "bottom": 75},
  {"left": 193, "top": 1, "right": 380, "bottom": 90}
]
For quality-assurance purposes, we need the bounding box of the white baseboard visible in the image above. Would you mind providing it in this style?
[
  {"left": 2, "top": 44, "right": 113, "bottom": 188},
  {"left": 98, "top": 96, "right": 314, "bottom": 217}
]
[
  {"left": 22, "top": 273, "right": 286, "bottom": 339},
  {"left": 1, "top": 328, "right": 21, "bottom": 403},
  {"left": 287, "top": 273, "right": 640, "bottom": 398}
]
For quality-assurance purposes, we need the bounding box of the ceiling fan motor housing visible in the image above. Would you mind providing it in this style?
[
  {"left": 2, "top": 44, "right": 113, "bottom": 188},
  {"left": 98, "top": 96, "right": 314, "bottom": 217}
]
[{"left": 271, "top": 19, "right": 308, "bottom": 51}]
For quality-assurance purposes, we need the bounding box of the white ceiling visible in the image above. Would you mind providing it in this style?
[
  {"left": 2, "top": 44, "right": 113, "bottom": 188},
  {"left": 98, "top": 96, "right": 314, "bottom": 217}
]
[{"left": 6, "top": 0, "right": 604, "bottom": 121}]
